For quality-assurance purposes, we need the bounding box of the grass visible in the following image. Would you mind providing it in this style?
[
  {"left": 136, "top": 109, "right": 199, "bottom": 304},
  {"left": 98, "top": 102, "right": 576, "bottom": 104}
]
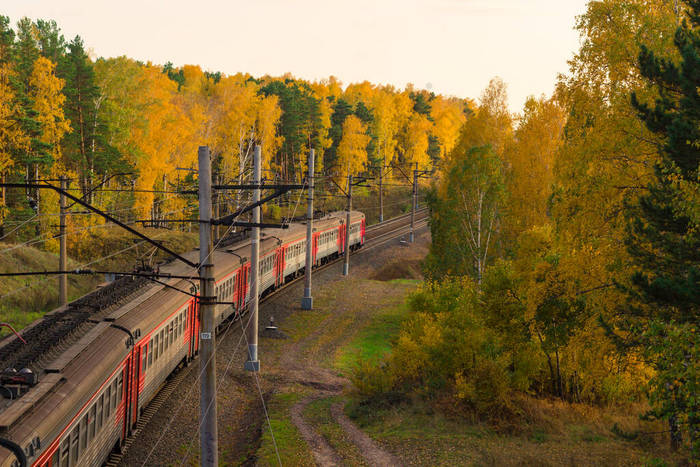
[
  {"left": 333, "top": 301, "right": 411, "bottom": 375},
  {"left": 0, "top": 242, "right": 98, "bottom": 335},
  {"left": 347, "top": 400, "right": 682, "bottom": 466},
  {"left": 256, "top": 391, "right": 314, "bottom": 467},
  {"left": 0, "top": 227, "right": 198, "bottom": 337}
]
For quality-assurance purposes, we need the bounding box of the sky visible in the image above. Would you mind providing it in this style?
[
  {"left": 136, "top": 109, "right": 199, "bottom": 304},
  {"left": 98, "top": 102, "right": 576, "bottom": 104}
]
[{"left": 3, "top": 0, "right": 589, "bottom": 112}]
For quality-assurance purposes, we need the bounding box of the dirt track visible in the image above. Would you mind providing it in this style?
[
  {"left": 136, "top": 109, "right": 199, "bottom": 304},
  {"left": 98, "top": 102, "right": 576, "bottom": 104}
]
[{"left": 120, "top": 225, "right": 430, "bottom": 466}]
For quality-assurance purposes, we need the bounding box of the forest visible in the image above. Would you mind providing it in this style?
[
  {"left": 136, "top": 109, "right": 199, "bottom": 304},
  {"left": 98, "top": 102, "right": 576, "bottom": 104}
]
[
  {"left": 352, "top": 0, "right": 699, "bottom": 460},
  {"left": 0, "top": 0, "right": 698, "bottom": 461},
  {"left": 0, "top": 14, "right": 468, "bottom": 247}
]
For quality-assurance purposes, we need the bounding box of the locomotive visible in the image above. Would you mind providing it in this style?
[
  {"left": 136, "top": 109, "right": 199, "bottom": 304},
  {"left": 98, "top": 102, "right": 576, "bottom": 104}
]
[{"left": 0, "top": 210, "right": 365, "bottom": 467}]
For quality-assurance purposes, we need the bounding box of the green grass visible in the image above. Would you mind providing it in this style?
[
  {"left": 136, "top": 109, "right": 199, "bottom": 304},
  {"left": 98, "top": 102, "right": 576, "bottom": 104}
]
[
  {"left": 333, "top": 302, "right": 410, "bottom": 375},
  {"left": 387, "top": 278, "right": 422, "bottom": 285},
  {"left": 257, "top": 391, "right": 314, "bottom": 467}
]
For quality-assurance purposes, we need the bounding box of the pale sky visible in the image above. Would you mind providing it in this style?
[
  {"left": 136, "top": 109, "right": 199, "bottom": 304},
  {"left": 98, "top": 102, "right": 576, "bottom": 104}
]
[{"left": 3, "top": 0, "right": 588, "bottom": 112}]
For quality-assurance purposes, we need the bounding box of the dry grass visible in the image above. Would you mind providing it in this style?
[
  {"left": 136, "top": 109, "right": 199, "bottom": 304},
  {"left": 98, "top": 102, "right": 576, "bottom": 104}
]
[{"left": 0, "top": 228, "right": 198, "bottom": 336}]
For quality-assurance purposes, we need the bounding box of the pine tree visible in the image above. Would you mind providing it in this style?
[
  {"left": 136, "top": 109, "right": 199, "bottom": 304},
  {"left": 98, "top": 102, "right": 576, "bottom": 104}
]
[
  {"left": 626, "top": 0, "right": 700, "bottom": 454},
  {"left": 61, "top": 35, "right": 102, "bottom": 198}
]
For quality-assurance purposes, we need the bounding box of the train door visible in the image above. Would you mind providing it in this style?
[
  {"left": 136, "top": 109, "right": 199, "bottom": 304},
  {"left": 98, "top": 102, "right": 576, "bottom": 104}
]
[
  {"left": 241, "top": 263, "right": 250, "bottom": 309},
  {"left": 120, "top": 362, "right": 129, "bottom": 440},
  {"left": 361, "top": 219, "right": 365, "bottom": 245},
  {"left": 193, "top": 300, "right": 200, "bottom": 355},
  {"left": 185, "top": 301, "right": 193, "bottom": 357},
  {"left": 337, "top": 226, "right": 342, "bottom": 254},
  {"left": 312, "top": 233, "right": 319, "bottom": 265},
  {"left": 340, "top": 224, "right": 346, "bottom": 253},
  {"left": 275, "top": 247, "right": 285, "bottom": 287},
  {"left": 130, "top": 345, "right": 143, "bottom": 429}
]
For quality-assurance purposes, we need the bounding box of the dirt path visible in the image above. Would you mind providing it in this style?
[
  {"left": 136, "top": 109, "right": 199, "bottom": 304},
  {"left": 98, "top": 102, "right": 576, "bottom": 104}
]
[
  {"left": 330, "top": 402, "right": 401, "bottom": 466},
  {"left": 272, "top": 239, "right": 429, "bottom": 466},
  {"left": 290, "top": 395, "right": 343, "bottom": 466}
]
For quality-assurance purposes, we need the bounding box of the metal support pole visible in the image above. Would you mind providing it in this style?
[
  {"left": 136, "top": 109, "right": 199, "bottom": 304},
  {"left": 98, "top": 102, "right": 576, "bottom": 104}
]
[
  {"left": 379, "top": 155, "right": 384, "bottom": 223},
  {"left": 58, "top": 177, "right": 68, "bottom": 306},
  {"left": 245, "top": 145, "right": 261, "bottom": 372},
  {"left": 410, "top": 168, "right": 417, "bottom": 243},
  {"left": 301, "top": 149, "right": 314, "bottom": 310},
  {"left": 198, "top": 146, "right": 218, "bottom": 467},
  {"left": 343, "top": 174, "right": 352, "bottom": 276}
]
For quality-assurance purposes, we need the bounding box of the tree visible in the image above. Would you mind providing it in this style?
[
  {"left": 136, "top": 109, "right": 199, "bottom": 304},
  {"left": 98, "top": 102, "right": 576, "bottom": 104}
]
[
  {"left": 30, "top": 56, "right": 70, "bottom": 165},
  {"left": 624, "top": 0, "right": 700, "bottom": 452},
  {"left": 336, "top": 115, "right": 369, "bottom": 179},
  {"left": 504, "top": 96, "right": 565, "bottom": 240},
  {"left": 61, "top": 36, "right": 107, "bottom": 198},
  {"left": 399, "top": 114, "right": 432, "bottom": 169},
  {"left": 427, "top": 144, "right": 505, "bottom": 283},
  {"left": 325, "top": 97, "right": 353, "bottom": 169}
]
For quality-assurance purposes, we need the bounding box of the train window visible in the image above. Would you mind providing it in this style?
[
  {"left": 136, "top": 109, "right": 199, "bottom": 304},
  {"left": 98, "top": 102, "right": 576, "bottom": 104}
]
[
  {"left": 96, "top": 395, "right": 103, "bottom": 429},
  {"left": 51, "top": 450, "right": 59, "bottom": 467},
  {"left": 88, "top": 405, "right": 96, "bottom": 441},
  {"left": 59, "top": 438, "right": 69, "bottom": 467},
  {"left": 79, "top": 415, "right": 87, "bottom": 453},
  {"left": 159, "top": 329, "right": 165, "bottom": 356},
  {"left": 170, "top": 322, "right": 174, "bottom": 345},
  {"left": 141, "top": 347, "right": 147, "bottom": 373},
  {"left": 164, "top": 327, "right": 169, "bottom": 351},
  {"left": 70, "top": 425, "right": 79, "bottom": 465},
  {"left": 105, "top": 386, "right": 112, "bottom": 419},
  {"left": 117, "top": 374, "right": 123, "bottom": 403},
  {"left": 153, "top": 335, "right": 159, "bottom": 361},
  {"left": 148, "top": 339, "right": 153, "bottom": 366},
  {"left": 112, "top": 380, "right": 118, "bottom": 409}
]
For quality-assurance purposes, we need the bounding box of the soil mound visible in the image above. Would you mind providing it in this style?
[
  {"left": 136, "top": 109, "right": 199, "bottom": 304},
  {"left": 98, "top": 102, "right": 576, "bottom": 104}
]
[{"left": 370, "top": 259, "right": 422, "bottom": 281}]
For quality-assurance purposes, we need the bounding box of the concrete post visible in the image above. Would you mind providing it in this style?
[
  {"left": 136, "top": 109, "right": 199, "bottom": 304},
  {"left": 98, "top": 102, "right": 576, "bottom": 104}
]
[
  {"left": 410, "top": 167, "right": 417, "bottom": 243},
  {"left": 244, "top": 145, "right": 261, "bottom": 372},
  {"left": 301, "top": 149, "right": 314, "bottom": 310},
  {"left": 379, "top": 155, "right": 384, "bottom": 223},
  {"left": 59, "top": 177, "right": 68, "bottom": 306},
  {"left": 198, "top": 146, "right": 218, "bottom": 467},
  {"left": 343, "top": 174, "right": 352, "bottom": 276}
]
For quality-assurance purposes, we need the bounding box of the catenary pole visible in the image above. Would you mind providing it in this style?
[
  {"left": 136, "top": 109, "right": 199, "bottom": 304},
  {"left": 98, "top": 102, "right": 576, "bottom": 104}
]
[
  {"left": 343, "top": 174, "right": 352, "bottom": 276},
  {"left": 58, "top": 176, "right": 68, "bottom": 306},
  {"left": 245, "top": 145, "right": 261, "bottom": 372},
  {"left": 198, "top": 146, "right": 218, "bottom": 467},
  {"left": 379, "top": 154, "right": 384, "bottom": 223},
  {"left": 301, "top": 149, "right": 314, "bottom": 310},
  {"left": 410, "top": 165, "right": 417, "bottom": 243}
]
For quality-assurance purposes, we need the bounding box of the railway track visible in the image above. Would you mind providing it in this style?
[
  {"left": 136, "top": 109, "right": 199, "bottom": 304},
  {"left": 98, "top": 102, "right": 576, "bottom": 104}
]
[{"left": 107, "top": 208, "right": 429, "bottom": 466}]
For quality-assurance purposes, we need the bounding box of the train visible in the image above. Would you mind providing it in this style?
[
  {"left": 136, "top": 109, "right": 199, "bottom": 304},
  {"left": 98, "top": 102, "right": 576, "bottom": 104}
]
[{"left": 0, "top": 210, "right": 366, "bottom": 467}]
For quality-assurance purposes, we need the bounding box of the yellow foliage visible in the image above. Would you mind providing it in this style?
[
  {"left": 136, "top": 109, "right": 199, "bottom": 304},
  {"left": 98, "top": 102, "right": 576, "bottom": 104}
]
[
  {"left": 0, "top": 64, "right": 26, "bottom": 177},
  {"left": 30, "top": 57, "right": 71, "bottom": 166},
  {"left": 336, "top": 115, "right": 369, "bottom": 179}
]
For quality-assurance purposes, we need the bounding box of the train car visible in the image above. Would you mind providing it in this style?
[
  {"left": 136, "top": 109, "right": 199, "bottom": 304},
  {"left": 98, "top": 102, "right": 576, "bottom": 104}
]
[{"left": 0, "top": 211, "right": 365, "bottom": 467}]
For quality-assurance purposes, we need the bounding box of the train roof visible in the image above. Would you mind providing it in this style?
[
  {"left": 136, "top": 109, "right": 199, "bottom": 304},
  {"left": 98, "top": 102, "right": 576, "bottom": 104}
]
[{"left": 0, "top": 210, "right": 366, "bottom": 446}]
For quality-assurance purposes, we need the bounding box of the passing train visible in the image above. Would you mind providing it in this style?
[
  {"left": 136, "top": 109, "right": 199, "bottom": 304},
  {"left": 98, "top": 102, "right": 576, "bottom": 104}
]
[{"left": 0, "top": 210, "right": 366, "bottom": 467}]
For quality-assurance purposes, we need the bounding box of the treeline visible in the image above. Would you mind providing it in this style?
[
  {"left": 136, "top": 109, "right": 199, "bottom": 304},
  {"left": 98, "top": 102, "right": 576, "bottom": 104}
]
[
  {"left": 0, "top": 16, "right": 469, "bottom": 243},
  {"left": 354, "top": 0, "right": 698, "bottom": 457}
]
